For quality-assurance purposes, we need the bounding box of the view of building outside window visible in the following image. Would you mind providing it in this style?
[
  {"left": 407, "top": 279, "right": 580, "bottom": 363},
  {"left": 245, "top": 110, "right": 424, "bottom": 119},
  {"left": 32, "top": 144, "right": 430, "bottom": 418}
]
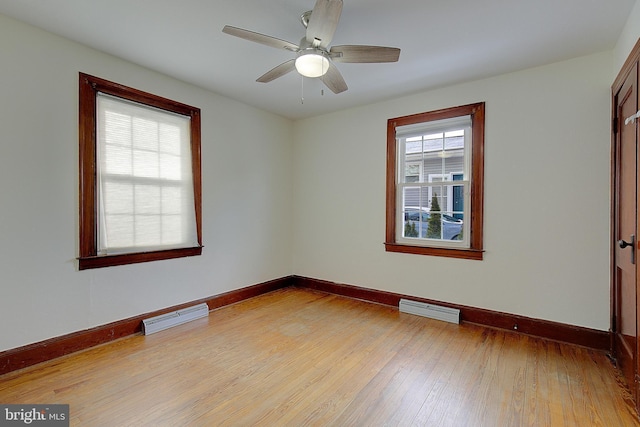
[{"left": 399, "top": 127, "right": 468, "bottom": 244}]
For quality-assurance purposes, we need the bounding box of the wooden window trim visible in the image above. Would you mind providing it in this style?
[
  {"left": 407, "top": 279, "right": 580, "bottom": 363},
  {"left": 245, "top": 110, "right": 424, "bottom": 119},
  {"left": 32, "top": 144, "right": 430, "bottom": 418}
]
[
  {"left": 78, "top": 73, "right": 202, "bottom": 270},
  {"left": 385, "top": 102, "right": 485, "bottom": 260}
]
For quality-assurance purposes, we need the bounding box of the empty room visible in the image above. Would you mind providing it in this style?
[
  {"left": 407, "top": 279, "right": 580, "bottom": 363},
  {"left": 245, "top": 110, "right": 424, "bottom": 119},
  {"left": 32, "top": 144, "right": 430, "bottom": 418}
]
[{"left": 2, "top": 0, "right": 640, "bottom": 425}]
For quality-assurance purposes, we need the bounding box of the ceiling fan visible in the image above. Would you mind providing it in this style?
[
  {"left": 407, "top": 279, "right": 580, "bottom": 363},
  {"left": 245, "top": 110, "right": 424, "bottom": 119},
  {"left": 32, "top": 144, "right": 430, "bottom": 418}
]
[{"left": 222, "top": 0, "right": 400, "bottom": 94}]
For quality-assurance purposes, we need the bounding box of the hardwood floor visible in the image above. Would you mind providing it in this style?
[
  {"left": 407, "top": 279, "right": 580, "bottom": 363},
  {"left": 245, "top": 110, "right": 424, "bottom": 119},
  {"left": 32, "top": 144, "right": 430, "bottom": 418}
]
[{"left": 0, "top": 287, "right": 637, "bottom": 426}]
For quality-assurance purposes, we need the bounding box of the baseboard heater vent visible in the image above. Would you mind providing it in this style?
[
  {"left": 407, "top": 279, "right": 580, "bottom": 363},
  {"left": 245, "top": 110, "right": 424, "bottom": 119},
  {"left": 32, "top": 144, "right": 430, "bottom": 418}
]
[
  {"left": 142, "top": 303, "right": 209, "bottom": 335},
  {"left": 399, "top": 299, "right": 460, "bottom": 324}
]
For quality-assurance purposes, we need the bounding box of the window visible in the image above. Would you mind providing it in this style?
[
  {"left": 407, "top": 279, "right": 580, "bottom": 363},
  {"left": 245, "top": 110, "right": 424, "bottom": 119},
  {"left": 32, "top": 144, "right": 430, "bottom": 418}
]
[
  {"left": 79, "top": 73, "right": 202, "bottom": 269},
  {"left": 385, "top": 103, "right": 484, "bottom": 260}
]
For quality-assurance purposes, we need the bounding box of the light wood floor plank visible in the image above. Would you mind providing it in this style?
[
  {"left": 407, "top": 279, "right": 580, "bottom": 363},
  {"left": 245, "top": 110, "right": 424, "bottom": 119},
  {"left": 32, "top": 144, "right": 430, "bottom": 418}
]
[{"left": 0, "top": 287, "right": 637, "bottom": 426}]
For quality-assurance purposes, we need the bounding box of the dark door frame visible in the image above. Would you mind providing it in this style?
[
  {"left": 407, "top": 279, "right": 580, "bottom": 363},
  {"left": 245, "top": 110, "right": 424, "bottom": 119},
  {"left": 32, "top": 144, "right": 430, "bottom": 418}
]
[{"left": 611, "top": 37, "right": 640, "bottom": 413}]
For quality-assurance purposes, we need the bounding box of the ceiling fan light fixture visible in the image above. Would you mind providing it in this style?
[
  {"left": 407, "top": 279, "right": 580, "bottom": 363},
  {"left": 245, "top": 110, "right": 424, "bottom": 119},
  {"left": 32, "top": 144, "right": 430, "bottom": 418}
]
[{"left": 295, "top": 51, "right": 329, "bottom": 78}]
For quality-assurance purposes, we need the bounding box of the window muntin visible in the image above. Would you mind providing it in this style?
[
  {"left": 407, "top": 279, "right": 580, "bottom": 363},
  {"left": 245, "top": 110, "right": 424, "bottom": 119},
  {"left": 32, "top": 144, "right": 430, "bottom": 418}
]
[
  {"left": 385, "top": 103, "right": 484, "bottom": 260},
  {"left": 79, "top": 73, "right": 202, "bottom": 269}
]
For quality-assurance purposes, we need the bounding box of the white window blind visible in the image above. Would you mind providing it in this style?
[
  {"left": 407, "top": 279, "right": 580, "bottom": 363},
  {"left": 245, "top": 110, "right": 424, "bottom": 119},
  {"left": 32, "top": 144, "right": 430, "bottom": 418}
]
[
  {"left": 395, "top": 115, "right": 471, "bottom": 140},
  {"left": 96, "top": 93, "right": 198, "bottom": 255}
]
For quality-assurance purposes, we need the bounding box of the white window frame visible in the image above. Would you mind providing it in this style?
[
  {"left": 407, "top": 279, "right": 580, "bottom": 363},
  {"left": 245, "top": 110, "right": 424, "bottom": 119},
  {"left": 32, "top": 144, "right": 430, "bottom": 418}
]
[{"left": 395, "top": 120, "right": 472, "bottom": 249}]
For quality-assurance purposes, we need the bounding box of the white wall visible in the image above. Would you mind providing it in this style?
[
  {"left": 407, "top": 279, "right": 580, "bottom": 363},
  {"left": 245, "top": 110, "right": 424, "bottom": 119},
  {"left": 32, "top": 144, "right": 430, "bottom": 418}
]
[
  {"left": 0, "top": 14, "right": 293, "bottom": 352},
  {"left": 2, "top": 6, "right": 632, "bottom": 352},
  {"left": 615, "top": 0, "right": 640, "bottom": 73},
  {"left": 292, "top": 51, "right": 613, "bottom": 330}
]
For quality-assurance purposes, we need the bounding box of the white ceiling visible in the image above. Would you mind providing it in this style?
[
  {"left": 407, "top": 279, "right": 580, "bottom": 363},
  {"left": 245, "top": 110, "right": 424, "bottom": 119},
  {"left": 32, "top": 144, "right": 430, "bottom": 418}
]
[{"left": 0, "top": 0, "right": 635, "bottom": 119}]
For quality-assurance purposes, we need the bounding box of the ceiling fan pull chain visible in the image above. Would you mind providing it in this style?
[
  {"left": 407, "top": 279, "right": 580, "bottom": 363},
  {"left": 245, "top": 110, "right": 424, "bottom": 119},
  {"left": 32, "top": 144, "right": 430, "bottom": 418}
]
[
  {"left": 321, "top": 56, "right": 325, "bottom": 96},
  {"left": 301, "top": 75, "right": 304, "bottom": 104}
]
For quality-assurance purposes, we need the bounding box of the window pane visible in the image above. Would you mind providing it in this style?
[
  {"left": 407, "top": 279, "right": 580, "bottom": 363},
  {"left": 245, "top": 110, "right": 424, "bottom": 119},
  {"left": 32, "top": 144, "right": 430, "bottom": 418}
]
[
  {"left": 159, "top": 123, "right": 182, "bottom": 155},
  {"left": 104, "top": 214, "right": 134, "bottom": 248},
  {"left": 403, "top": 208, "right": 421, "bottom": 238},
  {"left": 104, "top": 144, "right": 132, "bottom": 175},
  {"left": 103, "top": 182, "right": 133, "bottom": 214},
  {"left": 405, "top": 163, "right": 421, "bottom": 183},
  {"left": 135, "top": 215, "right": 161, "bottom": 247},
  {"left": 133, "top": 117, "right": 159, "bottom": 151},
  {"left": 162, "top": 186, "right": 183, "bottom": 215},
  {"left": 133, "top": 149, "right": 159, "bottom": 178},
  {"left": 403, "top": 186, "right": 425, "bottom": 211},
  {"left": 428, "top": 185, "right": 445, "bottom": 213},
  {"left": 104, "top": 111, "right": 132, "bottom": 147},
  {"left": 162, "top": 215, "right": 183, "bottom": 246},
  {"left": 445, "top": 213, "right": 464, "bottom": 241},
  {"left": 452, "top": 180, "right": 464, "bottom": 220},
  {"left": 135, "top": 184, "right": 161, "bottom": 215},
  {"left": 160, "top": 153, "right": 181, "bottom": 180}
]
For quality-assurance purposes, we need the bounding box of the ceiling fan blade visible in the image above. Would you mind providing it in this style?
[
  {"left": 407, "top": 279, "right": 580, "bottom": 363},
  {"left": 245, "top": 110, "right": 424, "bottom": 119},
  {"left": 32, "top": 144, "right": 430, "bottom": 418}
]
[
  {"left": 222, "top": 25, "right": 299, "bottom": 52},
  {"left": 306, "top": 0, "right": 343, "bottom": 48},
  {"left": 256, "top": 59, "right": 296, "bottom": 83},
  {"left": 330, "top": 45, "right": 401, "bottom": 63},
  {"left": 322, "top": 61, "right": 348, "bottom": 94}
]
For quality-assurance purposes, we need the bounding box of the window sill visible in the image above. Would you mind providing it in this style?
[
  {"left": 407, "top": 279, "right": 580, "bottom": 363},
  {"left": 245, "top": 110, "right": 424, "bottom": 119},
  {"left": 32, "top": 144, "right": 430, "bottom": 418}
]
[
  {"left": 384, "top": 242, "right": 483, "bottom": 260},
  {"left": 78, "top": 246, "right": 203, "bottom": 270}
]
